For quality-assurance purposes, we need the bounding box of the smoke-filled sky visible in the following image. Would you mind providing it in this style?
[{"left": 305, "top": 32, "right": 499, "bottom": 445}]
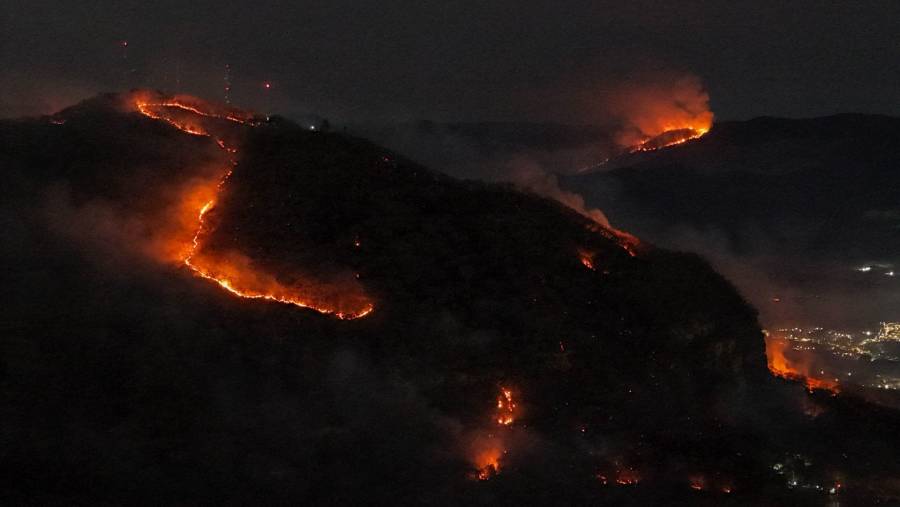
[{"left": 1, "top": 1, "right": 899, "bottom": 121}]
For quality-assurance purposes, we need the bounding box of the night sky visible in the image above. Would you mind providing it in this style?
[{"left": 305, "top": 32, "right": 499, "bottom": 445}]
[{"left": 2, "top": 1, "right": 899, "bottom": 121}]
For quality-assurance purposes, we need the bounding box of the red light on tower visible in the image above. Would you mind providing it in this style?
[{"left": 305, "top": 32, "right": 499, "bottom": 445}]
[{"left": 262, "top": 81, "right": 273, "bottom": 120}]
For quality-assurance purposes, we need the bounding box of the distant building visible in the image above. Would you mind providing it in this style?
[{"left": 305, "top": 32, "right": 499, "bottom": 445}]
[{"left": 877, "top": 322, "right": 900, "bottom": 342}]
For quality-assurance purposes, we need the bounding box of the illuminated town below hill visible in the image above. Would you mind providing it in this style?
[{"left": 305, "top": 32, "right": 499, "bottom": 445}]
[{"left": 766, "top": 322, "right": 900, "bottom": 393}]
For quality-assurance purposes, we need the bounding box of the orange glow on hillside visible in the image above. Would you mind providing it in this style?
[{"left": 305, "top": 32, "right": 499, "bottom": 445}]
[
  {"left": 469, "top": 433, "right": 505, "bottom": 481},
  {"left": 474, "top": 446, "right": 502, "bottom": 480},
  {"left": 133, "top": 94, "right": 373, "bottom": 319},
  {"left": 577, "top": 249, "right": 596, "bottom": 270},
  {"left": 765, "top": 336, "right": 839, "bottom": 394},
  {"left": 132, "top": 92, "right": 255, "bottom": 125}
]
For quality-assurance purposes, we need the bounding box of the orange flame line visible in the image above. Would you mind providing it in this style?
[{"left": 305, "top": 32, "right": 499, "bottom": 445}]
[
  {"left": 765, "top": 337, "right": 839, "bottom": 394},
  {"left": 136, "top": 99, "right": 374, "bottom": 320},
  {"left": 629, "top": 127, "right": 709, "bottom": 153}
]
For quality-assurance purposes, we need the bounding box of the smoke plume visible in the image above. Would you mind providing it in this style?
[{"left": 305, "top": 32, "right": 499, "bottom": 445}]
[{"left": 505, "top": 156, "right": 611, "bottom": 227}]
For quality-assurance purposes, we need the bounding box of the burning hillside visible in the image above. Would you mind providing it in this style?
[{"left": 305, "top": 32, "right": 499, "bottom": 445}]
[
  {"left": 4, "top": 92, "right": 900, "bottom": 505},
  {"left": 765, "top": 334, "right": 840, "bottom": 394},
  {"left": 629, "top": 126, "right": 709, "bottom": 153},
  {"left": 129, "top": 92, "right": 373, "bottom": 319},
  {"left": 603, "top": 73, "right": 714, "bottom": 153}
]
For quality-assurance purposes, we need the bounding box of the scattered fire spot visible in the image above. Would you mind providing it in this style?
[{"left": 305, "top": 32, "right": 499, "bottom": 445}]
[
  {"left": 689, "top": 475, "right": 706, "bottom": 491},
  {"left": 597, "top": 463, "right": 642, "bottom": 487},
  {"left": 476, "top": 462, "right": 499, "bottom": 481},
  {"left": 615, "top": 468, "right": 641, "bottom": 485},
  {"left": 585, "top": 222, "right": 640, "bottom": 258},
  {"left": 578, "top": 248, "right": 596, "bottom": 270}
]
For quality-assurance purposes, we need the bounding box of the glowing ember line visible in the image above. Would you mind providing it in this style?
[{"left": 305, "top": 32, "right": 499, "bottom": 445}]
[
  {"left": 585, "top": 222, "right": 640, "bottom": 257},
  {"left": 136, "top": 102, "right": 210, "bottom": 136},
  {"left": 136, "top": 98, "right": 374, "bottom": 320},
  {"left": 630, "top": 127, "right": 709, "bottom": 153},
  {"left": 137, "top": 100, "right": 251, "bottom": 125},
  {"left": 183, "top": 253, "right": 374, "bottom": 319}
]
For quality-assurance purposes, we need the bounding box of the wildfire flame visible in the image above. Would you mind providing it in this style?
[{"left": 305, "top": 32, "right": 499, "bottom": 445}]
[
  {"left": 474, "top": 447, "right": 502, "bottom": 480},
  {"left": 585, "top": 222, "right": 640, "bottom": 257},
  {"left": 687, "top": 473, "right": 734, "bottom": 493},
  {"left": 469, "top": 387, "right": 520, "bottom": 480},
  {"left": 577, "top": 249, "right": 596, "bottom": 270},
  {"left": 689, "top": 475, "right": 706, "bottom": 491},
  {"left": 132, "top": 93, "right": 374, "bottom": 319},
  {"left": 496, "top": 387, "right": 516, "bottom": 426},
  {"left": 605, "top": 73, "right": 714, "bottom": 153},
  {"left": 470, "top": 433, "right": 505, "bottom": 481},
  {"left": 765, "top": 336, "right": 839, "bottom": 394},
  {"left": 629, "top": 126, "right": 710, "bottom": 153}
]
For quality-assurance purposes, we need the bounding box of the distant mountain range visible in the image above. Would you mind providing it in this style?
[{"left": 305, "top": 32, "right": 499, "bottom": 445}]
[
  {"left": 568, "top": 114, "right": 900, "bottom": 260},
  {"left": 564, "top": 114, "right": 900, "bottom": 331}
]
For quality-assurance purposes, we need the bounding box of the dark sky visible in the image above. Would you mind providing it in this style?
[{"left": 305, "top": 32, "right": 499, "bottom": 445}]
[{"left": 2, "top": 1, "right": 899, "bottom": 122}]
